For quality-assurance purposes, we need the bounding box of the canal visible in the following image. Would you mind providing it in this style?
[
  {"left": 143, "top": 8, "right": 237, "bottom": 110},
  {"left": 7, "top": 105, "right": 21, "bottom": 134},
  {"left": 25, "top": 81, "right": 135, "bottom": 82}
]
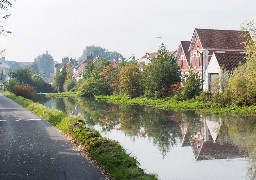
[{"left": 35, "top": 95, "right": 256, "bottom": 180}]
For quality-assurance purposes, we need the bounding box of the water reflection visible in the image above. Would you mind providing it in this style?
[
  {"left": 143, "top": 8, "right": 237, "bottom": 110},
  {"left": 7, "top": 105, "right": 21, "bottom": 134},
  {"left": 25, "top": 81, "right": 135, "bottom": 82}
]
[{"left": 36, "top": 95, "right": 256, "bottom": 179}]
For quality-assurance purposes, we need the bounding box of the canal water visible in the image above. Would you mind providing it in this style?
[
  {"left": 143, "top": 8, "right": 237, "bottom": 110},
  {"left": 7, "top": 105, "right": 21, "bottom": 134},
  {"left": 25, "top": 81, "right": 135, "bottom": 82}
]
[{"left": 35, "top": 95, "right": 256, "bottom": 180}]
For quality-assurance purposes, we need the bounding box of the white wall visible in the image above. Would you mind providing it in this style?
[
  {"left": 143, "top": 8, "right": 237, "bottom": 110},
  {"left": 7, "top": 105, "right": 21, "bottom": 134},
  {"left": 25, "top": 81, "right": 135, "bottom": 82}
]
[{"left": 204, "top": 53, "right": 221, "bottom": 92}]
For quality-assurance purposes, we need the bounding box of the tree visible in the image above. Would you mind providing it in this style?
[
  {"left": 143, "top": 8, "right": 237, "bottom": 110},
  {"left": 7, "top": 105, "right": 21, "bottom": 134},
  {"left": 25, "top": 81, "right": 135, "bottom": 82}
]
[
  {"left": 8, "top": 68, "right": 53, "bottom": 93},
  {"left": 77, "top": 77, "right": 110, "bottom": 96},
  {"left": 0, "top": 1, "right": 13, "bottom": 10},
  {"left": 119, "top": 62, "right": 143, "bottom": 98},
  {"left": 53, "top": 65, "right": 67, "bottom": 92},
  {"left": 99, "top": 62, "right": 120, "bottom": 94},
  {"left": 224, "top": 21, "right": 256, "bottom": 105},
  {"left": 0, "top": 0, "right": 13, "bottom": 56},
  {"left": 32, "top": 51, "right": 54, "bottom": 78},
  {"left": 78, "top": 45, "right": 125, "bottom": 62},
  {"left": 181, "top": 70, "right": 201, "bottom": 100},
  {"left": 142, "top": 44, "right": 181, "bottom": 98},
  {"left": 10, "top": 68, "right": 34, "bottom": 85}
]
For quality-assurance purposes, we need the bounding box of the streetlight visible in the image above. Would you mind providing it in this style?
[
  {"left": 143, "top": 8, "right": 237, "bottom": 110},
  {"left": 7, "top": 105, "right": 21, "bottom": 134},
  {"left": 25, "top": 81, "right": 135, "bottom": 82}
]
[{"left": 197, "top": 46, "right": 203, "bottom": 90}]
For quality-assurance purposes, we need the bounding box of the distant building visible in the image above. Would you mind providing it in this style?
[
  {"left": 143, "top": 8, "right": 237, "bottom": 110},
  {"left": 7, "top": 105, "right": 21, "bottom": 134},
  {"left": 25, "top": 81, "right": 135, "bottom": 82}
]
[{"left": 177, "top": 28, "right": 251, "bottom": 91}]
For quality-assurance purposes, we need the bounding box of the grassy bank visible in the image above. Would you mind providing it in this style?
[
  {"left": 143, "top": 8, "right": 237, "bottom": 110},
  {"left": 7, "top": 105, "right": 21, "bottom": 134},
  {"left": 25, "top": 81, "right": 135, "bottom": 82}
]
[
  {"left": 96, "top": 95, "right": 256, "bottom": 115},
  {"left": 46, "top": 92, "right": 78, "bottom": 98},
  {"left": 4, "top": 92, "right": 157, "bottom": 180}
]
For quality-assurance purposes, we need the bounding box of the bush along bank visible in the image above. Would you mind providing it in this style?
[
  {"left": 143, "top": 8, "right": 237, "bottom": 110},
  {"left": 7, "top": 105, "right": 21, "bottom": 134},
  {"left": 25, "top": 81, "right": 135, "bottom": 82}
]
[
  {"left": 3, "top": 92, "right": 157, "bottom": 180},
  {"left": 96, "top": 95, "right": 256, "bottom": 115}
]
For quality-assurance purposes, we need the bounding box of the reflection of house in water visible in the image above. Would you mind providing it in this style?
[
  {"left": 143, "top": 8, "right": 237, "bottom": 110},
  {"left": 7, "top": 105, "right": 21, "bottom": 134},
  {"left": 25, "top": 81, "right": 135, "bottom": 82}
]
[
  {"left": 179, "top": 123, "right": 191, "bottom": 147},
  {"left": 180, "top": 116, "right": 246, "bottom": 160}
]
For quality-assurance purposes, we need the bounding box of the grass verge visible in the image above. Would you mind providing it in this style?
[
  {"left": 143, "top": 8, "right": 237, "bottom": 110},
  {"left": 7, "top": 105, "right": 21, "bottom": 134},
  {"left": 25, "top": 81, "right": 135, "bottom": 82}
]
[
  {"left": 96, "top": 95, "right": 256, "bottom": 115},
  {"left": 46, "top": 92, "right": 78, "bottom": 98},
  {"left": 4, "top": 91, "right": 157, "bottom": 180}
]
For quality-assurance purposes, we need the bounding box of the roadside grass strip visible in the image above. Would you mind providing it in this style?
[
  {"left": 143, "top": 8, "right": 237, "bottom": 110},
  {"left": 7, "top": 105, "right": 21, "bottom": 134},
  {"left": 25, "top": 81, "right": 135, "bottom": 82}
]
[{"left": 3, "top": 91, "right": 157, "bottom": 180}]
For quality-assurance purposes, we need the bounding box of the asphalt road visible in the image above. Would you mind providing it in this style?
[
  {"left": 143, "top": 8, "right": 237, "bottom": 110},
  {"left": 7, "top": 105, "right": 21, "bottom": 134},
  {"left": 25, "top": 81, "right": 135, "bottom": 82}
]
[{"left": 0, "top": 92, "right": 105, "bottom": 180}]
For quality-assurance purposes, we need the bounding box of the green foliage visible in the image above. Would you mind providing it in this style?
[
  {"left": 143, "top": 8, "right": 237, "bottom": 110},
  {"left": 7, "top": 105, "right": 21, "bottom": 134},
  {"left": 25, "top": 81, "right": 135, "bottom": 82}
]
[
  {"left": 99, "top": 63, "right": 120, "bottom": 94},
  {"left": 64, "top": 79, "right": 76, "bottom": 92},
  {"left": 224, "top": 21, "right": 256, "bottom": 106},
  {"left": 181, "top": 70, "right": 202, "bottom": 100},
  {"left": 83, "top": 60, "right": 95, "bottom": 79},
  {"left": 46, "top": 92, "right": 78, "bottom": 98},
  {"left": 32, "top": 75, "right": 54, "bottom": 93},
  {"left": 12, "top": 83, "right": 36, "bottom": 99},
  {"left": 142, "top": 44, "right": 181, "bottom": 98},
  {"left": 54, "top": 65, "right": 67, "bottom": 92},
  {"left": 78, "top": 77, "right": 111, "bottom": 96},
  {"left": 119, "top": 62, "right": 143, "bottom": 98},
  {"left": 5, "top": 78, "right": 17, "bottom": 92},
  {"left": 78, "top": 45, "right": 125, "bottom": 62},
  {"left": 10, "top": 68, "right": 34, "bottom": 85},
  {"left": 32, "top": 52, "right": 55, "bottom": 78},
  {"left": 9, "top": 68, "right": 54, "bottom": 93}
]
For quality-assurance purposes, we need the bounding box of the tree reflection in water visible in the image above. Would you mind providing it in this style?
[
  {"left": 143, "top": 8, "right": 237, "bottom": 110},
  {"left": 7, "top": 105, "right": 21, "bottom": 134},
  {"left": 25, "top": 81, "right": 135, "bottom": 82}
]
[{"left": 38, "top": 95, "right": 256, "bottom": 178}]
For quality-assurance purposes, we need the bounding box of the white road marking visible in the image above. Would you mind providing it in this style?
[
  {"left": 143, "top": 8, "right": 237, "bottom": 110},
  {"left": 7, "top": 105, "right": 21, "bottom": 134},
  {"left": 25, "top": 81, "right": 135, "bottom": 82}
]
[
  {"left": 16, "top": 119, "right": 42, "bottom": 121},
  {"left": 0, "top": 108, "right": 24, "bottom": 110},
  {"left": 0, "top": 119, "right": 42, "bottom": 122}
]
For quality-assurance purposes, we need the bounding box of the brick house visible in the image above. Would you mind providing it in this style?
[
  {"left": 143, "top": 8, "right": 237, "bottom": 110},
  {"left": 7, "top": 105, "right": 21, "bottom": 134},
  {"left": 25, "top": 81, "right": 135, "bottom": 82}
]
[
  {"left": 177, "top": 41, "right": 191, "bottom": 76},
  {"left": 206, "top": 52, "right": 246, "bottom": 93},
  {"left": 177, "top": 28, "right": 250, "bottom": 91}
]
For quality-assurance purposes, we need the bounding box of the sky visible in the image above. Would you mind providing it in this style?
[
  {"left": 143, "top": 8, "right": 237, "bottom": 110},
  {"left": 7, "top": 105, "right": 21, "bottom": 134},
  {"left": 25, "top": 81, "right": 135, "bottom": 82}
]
[{"left": 0, "top": 0, "right": 256, "bottom": 62}]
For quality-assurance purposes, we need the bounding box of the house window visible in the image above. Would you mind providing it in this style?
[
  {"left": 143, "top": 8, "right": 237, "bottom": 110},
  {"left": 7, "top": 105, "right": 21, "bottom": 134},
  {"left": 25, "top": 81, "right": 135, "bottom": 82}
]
[{"left": 194, "top": 54, "right": 196, "bottom": 68}]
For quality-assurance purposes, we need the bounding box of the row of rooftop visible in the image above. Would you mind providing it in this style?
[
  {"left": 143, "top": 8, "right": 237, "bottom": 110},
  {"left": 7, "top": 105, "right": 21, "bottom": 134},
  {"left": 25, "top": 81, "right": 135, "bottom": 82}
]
[
  {"left": 139, "top": 28, "right": 250, "bottom": 92},
  {"left": 0, "top": 28, "right": 251, "bottom": 91}
]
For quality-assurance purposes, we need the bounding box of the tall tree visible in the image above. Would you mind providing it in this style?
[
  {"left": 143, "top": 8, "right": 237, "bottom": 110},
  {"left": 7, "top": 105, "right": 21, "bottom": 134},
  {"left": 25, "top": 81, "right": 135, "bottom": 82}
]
[
  {"left": 142, "top": 44, "right": 181, "bottom": 98},
  {"left": 10, "top": 68, "right": 34, "bottom": 85},
  {"left": 32, "top": 51, "right": 54, "bottom": 78},
  {"left": 54, "top": 65, "right": 67, "bottom": 92},
  {"left": 119, "top": 62, "right": 143, "bottom": 98},
  {"left": 78, "top": 45, "right": 125, "bottom": 62}
]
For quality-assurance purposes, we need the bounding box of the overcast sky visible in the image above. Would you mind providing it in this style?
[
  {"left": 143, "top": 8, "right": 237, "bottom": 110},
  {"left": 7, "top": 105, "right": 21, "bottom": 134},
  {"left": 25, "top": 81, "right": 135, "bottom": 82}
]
[{"left": 0, "top": 0, "right": 256, "bottom": 62}]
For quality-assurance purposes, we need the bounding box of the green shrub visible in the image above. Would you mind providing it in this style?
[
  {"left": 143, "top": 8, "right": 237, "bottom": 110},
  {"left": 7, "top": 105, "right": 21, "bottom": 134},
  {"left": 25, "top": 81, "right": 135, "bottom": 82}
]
[
  {"left": 5, "top": 79, "right": 17, "bottom": 92},
  {"left": 12, "top": 83, "right": 36, "bottom": 99},
  {"left": 181, "top": 70, "right": 201, "bottom": 100},
  {"left": 64, "top": 79, "right": 76, "bottom": 92},
  {"left": 78, "top": 77, "right": 111, "bottom": 96},
  {"left": 119, "top": 62, "right": 143, "bottom": 98},
  {"left": 142, "top": 44, "right": 181, "bottom": 98}
]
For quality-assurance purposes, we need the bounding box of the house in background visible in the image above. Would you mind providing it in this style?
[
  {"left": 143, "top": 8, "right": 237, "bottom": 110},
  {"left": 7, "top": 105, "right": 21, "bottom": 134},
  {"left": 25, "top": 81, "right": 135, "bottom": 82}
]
[
  {"left": 139, "top": 52, "right": 158, "bottom": 65},
  {"left": 139, "top": 51, "right": 177, "bottom": 66},
  {"left": 73, "top": 62, "right": 86, "bottom": 81},
  {"left": 206, "top": 52, "right": 246, "bottom": 93},
  {"left": 177, "top": 41, "right": 191, "bottom": 77},
  {"left": 177, "top": 28, "right": 250, "bottom": 91}
]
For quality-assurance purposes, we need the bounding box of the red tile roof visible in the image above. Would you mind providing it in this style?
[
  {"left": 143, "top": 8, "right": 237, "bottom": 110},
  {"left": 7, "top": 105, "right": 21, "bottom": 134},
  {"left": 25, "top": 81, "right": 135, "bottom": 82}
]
[
  {"left": 214, "top": 53, "right": 246, "bottom": 70},
  {"left": 141, "top": 52, "right": 157, "bottom": 59},
  {"left": 195, "top": 28, "right": 250, "bottom": 50},
  {"left": 142, "top": 51, "right": 176, "bottom": 59}
]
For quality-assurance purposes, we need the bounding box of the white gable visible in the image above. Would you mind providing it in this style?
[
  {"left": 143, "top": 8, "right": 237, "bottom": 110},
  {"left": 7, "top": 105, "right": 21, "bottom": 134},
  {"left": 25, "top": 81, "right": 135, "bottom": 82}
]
[{"left": 207, "top": 53, "right": 221, "bottom": 74}]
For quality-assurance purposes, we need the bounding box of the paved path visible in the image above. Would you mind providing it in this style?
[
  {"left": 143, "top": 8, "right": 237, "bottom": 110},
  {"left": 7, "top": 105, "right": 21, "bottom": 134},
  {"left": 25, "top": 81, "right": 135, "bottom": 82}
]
[{"left": 0, "top": 93, "right": 105, "bottom": 180}]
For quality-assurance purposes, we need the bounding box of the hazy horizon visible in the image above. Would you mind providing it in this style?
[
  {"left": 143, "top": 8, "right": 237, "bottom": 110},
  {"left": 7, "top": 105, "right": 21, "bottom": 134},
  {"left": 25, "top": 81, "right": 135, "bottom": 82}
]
[{"left": 1, "top": 0, "right": 256, "bottom": 62}]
